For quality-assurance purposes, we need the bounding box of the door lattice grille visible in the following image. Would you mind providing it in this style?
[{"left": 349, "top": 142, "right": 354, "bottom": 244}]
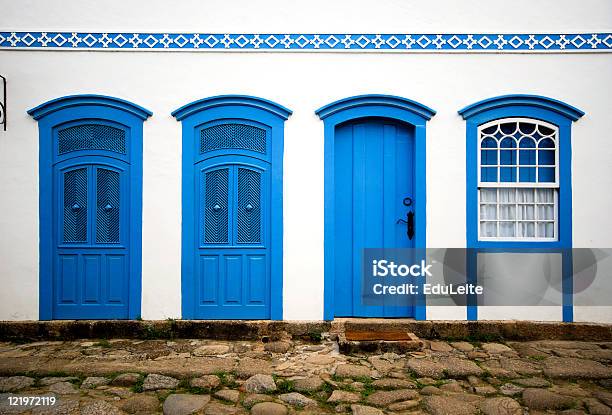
[
  {"left": 96, "top": 168, "right": 120, "bottom": 243},
  {"left": 63, "top": 168, "right": 88, "bottom": 242},
  {"left": 237, "top": 168, "right": 261, "bottom": 244},
  {"left": 200, "top": 124, "right": 266, "bottom": 154},
  {"left": 204, "top": 168, "right": 229, "bottom": 244},
  {"left": 58, "top": 124, "right": 126, "bottom": 155}
]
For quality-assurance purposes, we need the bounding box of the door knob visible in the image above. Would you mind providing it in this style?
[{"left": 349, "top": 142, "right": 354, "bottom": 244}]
[
  {"left": 71, "top": 203, "right": 81, "bottom": 212},
  {"left": 103, "top": 204, "right": 113, "bottom": 212},
  {"left": 213, "top": 204, "right": 221, "bottom": 212},
  {"left": 245, "top": 203, "right": 253, "bottom": 212}
]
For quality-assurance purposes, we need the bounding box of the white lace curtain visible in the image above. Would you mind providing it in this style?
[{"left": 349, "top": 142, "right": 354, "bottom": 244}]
[{"left": 479, "top": 188, "right": 555, "bottom": 238}]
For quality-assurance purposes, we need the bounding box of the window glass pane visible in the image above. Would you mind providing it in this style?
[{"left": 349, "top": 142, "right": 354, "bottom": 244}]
[
  {"left": 500, "top": 122, "right": 517, "bottom": 135},
  {"left": 480, "top": 204, "right": 497, "bottom": 220},
  {"left": 519, "top": 167, "right": 536, "bottom": 182},
  {"left": 481, "top": 149, "right": 497, "bottom": 165},
  {"left": 499, "top": 205, "right": 516, "bottom": 220},
  {"left": 517, "top": 188, "right": 535, "bottom": 203},
  {"left": 519, "top": 137, "right": 536, "bottom": 148},
  {"left": 482, "top": 125, "right": 497, "bottom": 135},
  {"left": 537, "top": 204, "right": 554, "bottom": 220},
  {"left": 519, "top": 149, "right": 535, "bottom": 165},
  {"left": 481, "top": 137, "right": 497, "bottom": 148},
  {"left": 518, "top": 204, "right": 535, "bottom": 220},
  {"left": 538, "top": 167, "right": 555, "bottom": 182},
  {"left": 518, "top": 122, "right": 536, "bottom": 135},
  {"left": 538, "top": 125, "right": 555, "bottom": 136},
  {"left": 536, "top": 188, "right": 554, "bottom": 203},
  {"left": 481, "top": 167, "right": 497, "bottom": 182},
  {"left": 537, "top": 222, "right": 554, "bottom": 238},
  {"left": 499, "top": 222, "right": 515, "bottom": 237},
  {"left": 500, "top": 167, "right": 516, "bottom": 182},
  {"left": 500, "top": 149, "right": 516, "bottom": 165},
  {"left": 498, "top": 188, "right": 515, "bottom": 203},
  {"left": 480, "top": 221, "right": 497, "bottom": 237},
  {"left": 518, "top": 222, "right": 535, "bottom": 238},
  {"left": 500, "top": 137, "right": 517, "bottom": 148},
  {"left": 539, "top": 137, "right": 555, "bottom": 148},
  {"left": 480, "top": 189, "right": 497, "bottom": 202},
  {"left": 538, "top": 149, "right": 555, "bottom": 165}
]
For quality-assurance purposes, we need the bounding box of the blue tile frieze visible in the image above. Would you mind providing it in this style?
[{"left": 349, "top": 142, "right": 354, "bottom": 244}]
[{"left": 1, "top": 32, "right": 611, "bottom": 51}]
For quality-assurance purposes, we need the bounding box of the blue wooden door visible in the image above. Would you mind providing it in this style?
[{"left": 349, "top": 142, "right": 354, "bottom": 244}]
[
  {"left": 193, "top": 122, "right": 271, "bottom": 319},
  {"left": 52, "top": 124, "right": 130, "bottom": 319},
  {"left": 334, "top": 118, "right": 415, "bottom": 317}
]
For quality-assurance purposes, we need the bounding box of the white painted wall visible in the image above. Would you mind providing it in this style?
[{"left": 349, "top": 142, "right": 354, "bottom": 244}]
[
  {"left": 2, "top": 0, "right": 611, "bottom": 32},
  {"left": 0, "top": 0, "right": 611, "bottom": 322}
]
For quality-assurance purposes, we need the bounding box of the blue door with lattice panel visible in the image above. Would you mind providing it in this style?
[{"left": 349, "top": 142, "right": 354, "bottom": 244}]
[
  {"left": 52, "top": 122, "right": 131, "bottom": 319},
  {"left": 194, "top": 121, "right": 271, "bottom": 319},
  {"left": 29, "top": 95, "right": 150, "bottom": 321},
  {"left": 173, "top": 96, "right": 290, "bottom": 320}
]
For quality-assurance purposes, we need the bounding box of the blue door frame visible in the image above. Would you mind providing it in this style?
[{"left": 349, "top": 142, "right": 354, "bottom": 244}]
[
  {"left": 458, "top": 95, "right": 584, "bottom": 322},
  {"left": 316, "top": 95, "right": 436, "bottom": 321},
  {"left": 28, "top": 95, "right": 152, "bottom": 320},
  {"left": 172, "top": 95, "right": 291, "bottom": 320}
]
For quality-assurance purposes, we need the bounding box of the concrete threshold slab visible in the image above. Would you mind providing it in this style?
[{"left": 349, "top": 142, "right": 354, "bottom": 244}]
[{"left": 0, "top": 319, "right": 610, "bottom": 342}]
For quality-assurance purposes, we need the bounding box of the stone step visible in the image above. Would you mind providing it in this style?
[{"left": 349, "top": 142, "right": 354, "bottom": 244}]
[
  {"left": 345, "top": 329, "right": 416, "bottom": 341},
  {"left": 338, "top": 330, "right": 424, "bottom": 354}
]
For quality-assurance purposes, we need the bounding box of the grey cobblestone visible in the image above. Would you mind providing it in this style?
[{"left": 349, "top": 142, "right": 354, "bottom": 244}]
[{"left": 0, "top": 338, "right": 608, "bottom": 414}]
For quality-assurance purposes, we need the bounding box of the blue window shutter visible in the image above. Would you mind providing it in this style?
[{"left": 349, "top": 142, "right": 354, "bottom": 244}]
[
  {"left": 203, "top": 168, "right": 229, "bottom": 244},
  {"left": 237, "top": 167, "right": 261, "bottom": 244},
  {"left": 96, "top": 168, "right": 121, "bottom": 244},
  {"left": 63, "top": 167, "right": 88, "bottom": 243}
]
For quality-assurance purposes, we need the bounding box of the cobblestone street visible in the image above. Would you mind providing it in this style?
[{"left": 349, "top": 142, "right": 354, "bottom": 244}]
[{"left": 0, "top": 335, "right": 611, "bottom": 415}]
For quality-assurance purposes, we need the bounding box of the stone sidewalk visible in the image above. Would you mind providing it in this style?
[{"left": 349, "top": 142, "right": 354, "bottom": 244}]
[{"left": 0, "top": 336, "right": 610, "bottom": 415}]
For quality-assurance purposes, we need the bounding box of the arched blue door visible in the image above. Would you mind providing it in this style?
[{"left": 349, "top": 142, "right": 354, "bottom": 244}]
[
  {"left": 316, "top": 95, "right": 435, "bottom": 320},
  {"left": 53, "top": 124, "right": 131, "bottom": 319},
  {"left": 195, "top": 123, "right": 271, "bottom": 319},
  {"left": 173, "top": 96, "right": 291, "bottom": 320},
  {"left": 334, "top": 118, "right": 415, "bottom": 317},
  {"left": 29, "top": 95, "right": 151, "bottom": 320}
]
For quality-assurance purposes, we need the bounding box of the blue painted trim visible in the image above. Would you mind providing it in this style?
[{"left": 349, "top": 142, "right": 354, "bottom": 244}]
[
  {"left": 28, "top": 94, "right": 152, "bottom": 121},
  {"left": 317, "top": 94, "right": 435, "bottom": 321},
  {"left": 173, "top": 95, "right": 290, "bottom": 320},
  {"left": 466, "top": 249, "right": 478, "bottom": 321},
  {"left": 172, "top": 95, "right": 292, "bottom": 121},
  {"left": 458, "top": 94, "right": 585, "bottom": 122},
  {"left": 316, "top": 94, "right": 436, "bottom": 121},
  {"left": 460, "top": 94, "right": 583, "bottom": 322},
  {"left": 562, "top": 251, "right": 574, "bottom": 322},
  {"left": 3, "top": 32, "right": 612, "bottom": 51},
  {"left": 29, "top": 95, "right": 150, "bottom": 320}
]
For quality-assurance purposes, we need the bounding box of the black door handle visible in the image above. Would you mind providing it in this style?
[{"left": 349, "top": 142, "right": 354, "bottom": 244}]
[
  {"left": 407, "top": 211, "right": 414, "bottom": 240},
  {"left": 396, "top": 211, "right": 415, "bottom": 240}
]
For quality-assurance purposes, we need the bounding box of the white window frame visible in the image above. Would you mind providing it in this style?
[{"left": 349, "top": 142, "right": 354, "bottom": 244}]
[{"left": 477, "top": 117, "right": 559, "bottom": 242}]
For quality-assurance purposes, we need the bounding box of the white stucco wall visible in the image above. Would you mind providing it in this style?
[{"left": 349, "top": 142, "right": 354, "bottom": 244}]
[{"left": 0, "top": 0, "right": 611, "bottom": 322}]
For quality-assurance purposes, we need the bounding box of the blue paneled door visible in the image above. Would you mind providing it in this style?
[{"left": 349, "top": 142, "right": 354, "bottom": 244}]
[
  {"left": 53, "top": 159, "right": 130, "bottom": 319},
  {"left": 194, "top": 128, "right": 271, "bottom": 319},
  {"left": 174, "top": 98, "right": 290, "bottom": 321},
  {"left": 334, "top": 118, "right": 415, "bottom": 317}
]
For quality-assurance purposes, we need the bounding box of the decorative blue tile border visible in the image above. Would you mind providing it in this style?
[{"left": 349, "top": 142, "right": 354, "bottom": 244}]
[{"left": 1, "top": 32, "right": 611, "bottom": 52}]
